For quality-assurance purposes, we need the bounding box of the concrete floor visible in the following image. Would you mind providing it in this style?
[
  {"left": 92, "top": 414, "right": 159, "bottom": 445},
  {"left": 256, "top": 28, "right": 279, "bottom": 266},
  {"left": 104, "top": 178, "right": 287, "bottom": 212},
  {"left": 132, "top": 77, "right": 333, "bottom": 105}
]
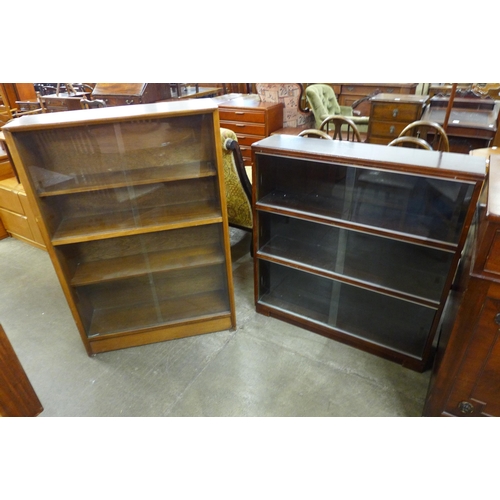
[{"left": 0, "top": 229, "right": 431, "bottom": 417}]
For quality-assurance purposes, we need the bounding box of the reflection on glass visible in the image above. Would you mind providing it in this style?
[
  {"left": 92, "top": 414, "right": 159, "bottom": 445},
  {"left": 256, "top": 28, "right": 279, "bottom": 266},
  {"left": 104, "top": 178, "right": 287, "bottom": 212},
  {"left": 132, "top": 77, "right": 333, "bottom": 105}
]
[
  {"left": 259, "top": 260, "right": 435, "bottom": 358},
  {"left": 257, "top": 155, "right": 474, "bottom": 244},
  {"left": 59, "top": 224, "right": 230, "bottom": 337},
  {"left": 258, "top": 212, "right": 453, "bottom": 303}
]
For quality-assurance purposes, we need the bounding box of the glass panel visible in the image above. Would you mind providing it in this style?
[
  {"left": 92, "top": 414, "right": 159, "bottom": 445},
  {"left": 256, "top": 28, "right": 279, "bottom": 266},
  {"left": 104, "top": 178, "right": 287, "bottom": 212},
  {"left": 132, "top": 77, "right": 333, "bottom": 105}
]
[
  {"left": 258, "top": 212, "right": 454, "bottom": 302},
  {"left": 256, "top": 155, "right": 474, "bottom": 244},
  {"left": 61, "top": 225, "right": 230, "bottom": 338},
  {"left": 15, "top": 114, "right": 216, "bottom": 195},
  {"left": 258, "top": 260, "right": 436, "bottom": 359},
  {"left": 39, "top": 176, "right": 220, "bottom": 243}
]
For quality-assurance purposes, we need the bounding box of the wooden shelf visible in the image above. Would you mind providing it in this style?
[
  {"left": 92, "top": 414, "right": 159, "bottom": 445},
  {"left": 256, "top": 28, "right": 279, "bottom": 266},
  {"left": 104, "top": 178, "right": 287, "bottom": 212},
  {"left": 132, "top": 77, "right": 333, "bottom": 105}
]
[
  {"left": 88, "top": 289, "right": 231, "bottom": 338},
  {"left": 37, "top": 161, "right": 216, "bottom": 197},
  {"left": 71, "top": 243, "right": 225, "bottom": 286},
  {"left": 51, "top": 200, "right": 222, "bottom": 245}
]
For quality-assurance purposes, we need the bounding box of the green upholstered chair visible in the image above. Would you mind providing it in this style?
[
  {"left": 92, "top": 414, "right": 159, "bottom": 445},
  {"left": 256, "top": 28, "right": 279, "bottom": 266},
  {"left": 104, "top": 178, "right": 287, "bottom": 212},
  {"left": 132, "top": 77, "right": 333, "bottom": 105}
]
[
  {"left": 220, "top": 128, "right": 253, "bottom": 233},
  {"left": 305, "top": 84, "right": 369, "bottom": 132}
]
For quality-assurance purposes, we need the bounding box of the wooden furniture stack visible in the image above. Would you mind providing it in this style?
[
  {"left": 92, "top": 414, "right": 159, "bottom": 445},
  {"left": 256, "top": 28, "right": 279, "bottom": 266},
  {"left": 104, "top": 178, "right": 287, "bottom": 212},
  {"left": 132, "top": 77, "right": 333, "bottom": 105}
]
[
  {"left": 424, "top": 155, "right": 500, "bottom": 416},
  {"left": 2, "top": 99, "right": 236, "bottom": 355},
  {"left": 218, "top": 96, "right": 283, "bottom": 167},
  {"left": 366, "top": 93, "right": 430, "bottom": 145},
  {"left": 251, "top": 135, "right": 485, "bottom": 371}
]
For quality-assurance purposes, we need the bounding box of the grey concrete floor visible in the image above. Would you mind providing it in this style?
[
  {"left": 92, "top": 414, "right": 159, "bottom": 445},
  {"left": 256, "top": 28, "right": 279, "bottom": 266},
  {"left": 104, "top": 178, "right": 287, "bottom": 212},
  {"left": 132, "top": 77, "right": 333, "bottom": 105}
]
[{"left": 0, "top": 229, "right": 430, "bottom": 417}]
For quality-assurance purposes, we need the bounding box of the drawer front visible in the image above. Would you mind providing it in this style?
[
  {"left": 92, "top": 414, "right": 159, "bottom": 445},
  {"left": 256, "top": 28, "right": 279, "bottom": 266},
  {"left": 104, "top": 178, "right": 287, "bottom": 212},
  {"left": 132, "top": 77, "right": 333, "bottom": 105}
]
[
  {"left": 220, "top": 121, "right": 266, "bottom": 136},
  {"left": 0, "top": 186, "right": 23, "bottom": 213},
  {"left": 369, "top": 121, "right": 407, "bottom": 139},
  {"left": 234, "top": 134, "right": 264, "bottom": 147},
  {"left": 0, "top": 208, "right": 32, "bottom": 239},
  {"left": 219, "top": 109, "right": 266, "bottom": 124},
  {"left": 372, "top": 103, "right": 421, "bottom": 122}
]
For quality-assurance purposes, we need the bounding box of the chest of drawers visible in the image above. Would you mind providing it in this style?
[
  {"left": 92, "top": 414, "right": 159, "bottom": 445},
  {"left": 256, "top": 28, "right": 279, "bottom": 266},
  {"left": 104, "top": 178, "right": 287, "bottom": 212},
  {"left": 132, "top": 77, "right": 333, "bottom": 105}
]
[
  {"left": 219, "top": 97, "right": 283, "bottom": 166},
  {"left": 367, "top": 93, "right": 430, "bottom": 145}
]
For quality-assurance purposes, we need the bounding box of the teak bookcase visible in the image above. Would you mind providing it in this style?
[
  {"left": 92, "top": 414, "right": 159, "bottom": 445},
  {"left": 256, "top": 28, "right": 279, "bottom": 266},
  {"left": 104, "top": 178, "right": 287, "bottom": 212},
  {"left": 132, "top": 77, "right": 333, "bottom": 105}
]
[
  {"left": 3, "top": 100, "right": 236, "bottom": 355},
  {"left": 252, "top": 135, "right": 486, "bottom": 371}
]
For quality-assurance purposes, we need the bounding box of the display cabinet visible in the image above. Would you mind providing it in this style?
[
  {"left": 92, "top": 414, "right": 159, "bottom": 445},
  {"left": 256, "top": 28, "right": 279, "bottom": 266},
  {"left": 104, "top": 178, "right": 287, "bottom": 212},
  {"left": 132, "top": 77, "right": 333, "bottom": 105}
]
[
  {"left": 2, "top": 99, "right": 236, "bottom": 355},
  {"left": 251, "top": 135, "right": 485, "bottom": 371}
]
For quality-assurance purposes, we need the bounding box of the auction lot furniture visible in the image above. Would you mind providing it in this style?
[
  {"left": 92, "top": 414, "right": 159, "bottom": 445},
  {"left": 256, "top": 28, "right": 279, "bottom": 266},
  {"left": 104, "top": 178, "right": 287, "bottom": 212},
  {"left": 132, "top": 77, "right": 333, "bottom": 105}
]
[
  {"left": 421, "top": 96, "right": 500, "bottom": 153},
  {"left": 219, "top": 96, "right": 283, "bottom": 167},
  {"left": 3, "top": 100, "right": 236, "bottom": 355},
  {"left": 366, "top": 93, "right": 430, "bottom": 145},
  {"left": 251, "top": 135, "right": 485, "bottom": 371},
  {"left": 423, "top": 155, "right": 500, "bottom": 416}
]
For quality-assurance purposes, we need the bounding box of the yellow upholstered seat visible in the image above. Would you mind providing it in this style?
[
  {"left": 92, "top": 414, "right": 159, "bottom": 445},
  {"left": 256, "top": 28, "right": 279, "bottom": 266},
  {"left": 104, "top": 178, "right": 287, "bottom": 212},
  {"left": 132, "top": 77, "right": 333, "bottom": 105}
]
[{"left": 220, "top": 128, "right": 253, "bottom": 232}]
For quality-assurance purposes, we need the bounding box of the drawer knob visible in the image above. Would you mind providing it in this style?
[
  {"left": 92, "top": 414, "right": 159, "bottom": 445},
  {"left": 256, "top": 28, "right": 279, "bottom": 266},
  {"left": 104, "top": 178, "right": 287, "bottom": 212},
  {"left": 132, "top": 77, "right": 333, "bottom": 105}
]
[
  {"left": 494, "top": 313, "right": 500, "bottom": 325},
  {"left": 458, "top": 401, "right": 474, "bottom": 414},
  {"left": 392, "top": 109, "right": 399, "bottom": 118},
  {"left": 389, "top": 126, "right": 395, "bottom": 135}
]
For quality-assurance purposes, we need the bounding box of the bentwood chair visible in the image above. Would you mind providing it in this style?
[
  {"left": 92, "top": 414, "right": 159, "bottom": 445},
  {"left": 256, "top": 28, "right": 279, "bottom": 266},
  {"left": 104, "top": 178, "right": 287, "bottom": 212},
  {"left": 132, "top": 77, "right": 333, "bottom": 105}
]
[
  {"left": 388, "top": 136, "right": 433, "bottom": 150},
  {"left": 398, "top": 120, "right": 450, "bottom": 152},
  {"left": 297, "top": 129, "right": 333, "bottom": 139}
]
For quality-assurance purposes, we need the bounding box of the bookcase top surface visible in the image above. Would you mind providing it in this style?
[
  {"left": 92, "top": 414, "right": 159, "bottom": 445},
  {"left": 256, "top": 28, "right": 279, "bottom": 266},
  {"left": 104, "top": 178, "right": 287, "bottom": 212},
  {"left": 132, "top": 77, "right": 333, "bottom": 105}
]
[
  {"left": 1, "top": 99, "right": 219, "bottom": 131},
  {"left": 252, "top": 134, "right": 487, "bottom": 182}
]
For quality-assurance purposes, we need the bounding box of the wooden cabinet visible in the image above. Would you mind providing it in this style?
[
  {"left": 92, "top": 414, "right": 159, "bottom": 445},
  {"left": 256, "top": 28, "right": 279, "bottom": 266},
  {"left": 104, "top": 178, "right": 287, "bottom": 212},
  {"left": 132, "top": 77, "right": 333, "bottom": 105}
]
[
  {"left": 332, "top": 83, "right": 418, "bottom": 117},
  {"left": 0, "top": 132, "right": 45, "bottom": 249},
  {"left": 0, "top": 178, "right": 46, "bottom": 249},
  {"left": 424, "top": 155, "right": 500, "bottom": 416},
  {"left": 366, "top": 93, "right": 430, "bottom": 145},
  {"left": 251, "top": 135, "right": 485, "bottom": 371},
  {"left": 219, "top": 97, "right": 283, "bottom": 167},
  {"left": 3, "top": 100, "right": 236, "bottom": 355},
  {"left": 0, "top": 323, "right": 43, "bottom": 417},
  {"left": 91, "top": 83, "right": 171, "bottom": 106}
]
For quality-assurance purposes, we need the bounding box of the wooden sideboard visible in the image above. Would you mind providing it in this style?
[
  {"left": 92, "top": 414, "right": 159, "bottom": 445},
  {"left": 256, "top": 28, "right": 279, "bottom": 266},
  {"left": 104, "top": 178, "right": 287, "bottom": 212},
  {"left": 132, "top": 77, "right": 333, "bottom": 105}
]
[
  {"left": 219, "top": 96, "right": 283, "bottom": 167},
  {"left": 423, "top": 155, "right": 500, "bottom": 416},
  {"left": 366, "top": 93, "right": 430, "bottom": 145}
]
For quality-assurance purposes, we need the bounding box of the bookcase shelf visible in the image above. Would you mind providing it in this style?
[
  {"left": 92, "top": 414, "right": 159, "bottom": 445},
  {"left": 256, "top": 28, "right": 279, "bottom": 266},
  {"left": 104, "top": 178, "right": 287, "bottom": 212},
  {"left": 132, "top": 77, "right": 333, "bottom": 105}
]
[
  {"left": 252, "top": 135, "right": 486, "bottom": 371},
  {"left": 3, "top": 100, "right": 236, "bottom": 354}
]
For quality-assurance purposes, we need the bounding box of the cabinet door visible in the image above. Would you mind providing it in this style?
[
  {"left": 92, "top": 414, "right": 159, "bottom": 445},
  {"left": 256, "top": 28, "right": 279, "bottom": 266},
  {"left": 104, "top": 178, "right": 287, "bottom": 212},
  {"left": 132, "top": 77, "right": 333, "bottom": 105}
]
[{"left": 445, "top": 289, "right": 500, "bottom": 417}]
